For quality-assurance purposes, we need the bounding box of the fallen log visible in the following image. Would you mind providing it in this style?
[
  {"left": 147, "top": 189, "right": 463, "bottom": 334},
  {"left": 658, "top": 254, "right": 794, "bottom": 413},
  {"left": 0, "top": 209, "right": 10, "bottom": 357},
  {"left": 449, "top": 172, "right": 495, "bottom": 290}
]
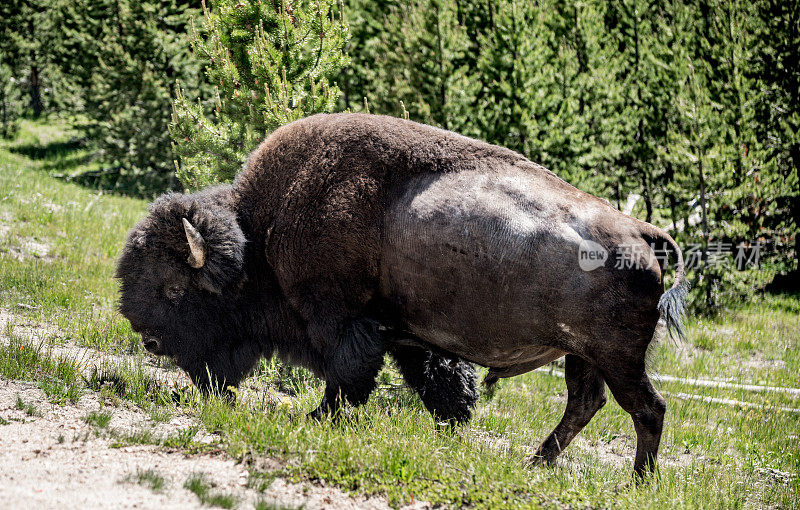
[{"left": 536, "top": 367, "right": 800, "bottom": 395}]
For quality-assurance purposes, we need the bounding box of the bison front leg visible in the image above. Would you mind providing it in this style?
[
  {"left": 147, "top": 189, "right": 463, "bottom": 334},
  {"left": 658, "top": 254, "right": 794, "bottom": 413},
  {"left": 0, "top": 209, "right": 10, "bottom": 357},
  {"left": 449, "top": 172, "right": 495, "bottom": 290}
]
[
  {"left": 528, "top": 354, "right": 606, "bottom": 466},
  {"left": 308, "top": 317, "right": 387, "bottom": 419},
  {"left": 389, "top": 343, "right": 478, "bottom": 425},
  {"left": 182, "top": 342, "right": 262, "bottom": 404},
  {"left": 308, "top": 384, "right": 343, "bottom": 420}
]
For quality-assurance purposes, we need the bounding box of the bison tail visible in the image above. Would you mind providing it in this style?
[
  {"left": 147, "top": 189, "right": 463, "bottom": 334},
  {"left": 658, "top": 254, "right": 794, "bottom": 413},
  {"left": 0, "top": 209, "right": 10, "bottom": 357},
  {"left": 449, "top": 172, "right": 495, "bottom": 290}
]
[
  {"left": 649, "top": 229, "right": 689, "bottom": 342},
  {"left": 659, "top": 277, "right": 689, "bottom": 342}
]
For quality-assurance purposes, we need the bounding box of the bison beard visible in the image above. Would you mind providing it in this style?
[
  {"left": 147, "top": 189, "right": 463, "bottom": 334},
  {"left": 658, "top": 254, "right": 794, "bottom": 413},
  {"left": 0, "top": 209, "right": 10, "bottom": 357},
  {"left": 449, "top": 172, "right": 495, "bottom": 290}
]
[{"left": 117, "top": 113, "right": 687, "bottom": 478}]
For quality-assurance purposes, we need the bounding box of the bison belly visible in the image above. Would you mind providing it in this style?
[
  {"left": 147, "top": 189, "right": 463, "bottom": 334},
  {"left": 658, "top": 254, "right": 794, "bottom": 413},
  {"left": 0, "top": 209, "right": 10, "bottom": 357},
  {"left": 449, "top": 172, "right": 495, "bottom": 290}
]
[{"left": 379, "top": 169, "right": 609, "bottom": 371}]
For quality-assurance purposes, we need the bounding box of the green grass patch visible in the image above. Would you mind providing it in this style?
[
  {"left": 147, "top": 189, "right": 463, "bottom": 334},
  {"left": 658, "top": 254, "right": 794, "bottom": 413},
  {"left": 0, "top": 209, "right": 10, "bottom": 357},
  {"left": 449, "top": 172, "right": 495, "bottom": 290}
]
[
  {"left": 1, "top": 117, "right": 798, "bottom": 509},
  {"left": 84, "top": 410, "right": 112, "bottom": 429},
  {"left": 184, "top": 473, "right": 238, "bottom": 509},
  {"left": 109, "top": 424, "right": 208, "bottom": 452},
  {"left": 15, "top": 394, "right": 40, "bottom": 417},
  {"left": 126, "top": 468, "right": 166, "bottom": 493},
  {"left": 38, "top": 373, "right": 82, "bottom": 404},
  {"left": 0, "top": 333, "right": 83, "bottom": 409},
  {"left": 254, "top": 500, "right": 296, "bottom": 510},
  {"left": 84, "top": 365, "right": 174, "bottom": 408}
]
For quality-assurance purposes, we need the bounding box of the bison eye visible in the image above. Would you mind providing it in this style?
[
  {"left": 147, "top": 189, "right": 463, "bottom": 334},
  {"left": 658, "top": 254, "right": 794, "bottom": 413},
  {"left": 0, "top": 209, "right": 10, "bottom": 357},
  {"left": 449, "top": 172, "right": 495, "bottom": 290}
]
[{"left": 165, "top": 285, "right": 184, "bottom": 302}]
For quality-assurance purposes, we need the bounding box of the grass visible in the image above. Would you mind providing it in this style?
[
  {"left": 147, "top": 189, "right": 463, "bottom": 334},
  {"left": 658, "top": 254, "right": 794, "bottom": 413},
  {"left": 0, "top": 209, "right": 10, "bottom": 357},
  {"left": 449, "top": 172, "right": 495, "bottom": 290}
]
[
  {"left": 126, "top": 468, "right": 166, "bottom": 493},
  {"left": 110, "top": 424, "right": 204, "bottom": 450},
  {"left": 39, "top": 377, "right": 82, "bottom": 404},
  {"left": 0, "top": 329, "right": 82, "bottom": 386},
  {"left": 84, "top": 365, "right": 175, "bottom": 409},
  {"left": 15, "top": 395, "right": 40, "bottom": 417},
  {"left": 0, "top": 117, "right": 798, "bottom": 508},
  {"left": 254, "top": 500, "right": 296, "bottom": 510},
  {"left": 184, "top": 473, "right": 238, "bottom": 508},
  {"left": 84, "top": 410, "right": 112, "bottom": 428}
]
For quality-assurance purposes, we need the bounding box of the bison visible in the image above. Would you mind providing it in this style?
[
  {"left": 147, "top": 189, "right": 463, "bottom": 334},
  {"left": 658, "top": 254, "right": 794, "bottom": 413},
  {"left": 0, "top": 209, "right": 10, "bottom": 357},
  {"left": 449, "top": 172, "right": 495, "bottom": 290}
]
[{"left": 116, "top": 113, "right": 687, "bottom": 477}]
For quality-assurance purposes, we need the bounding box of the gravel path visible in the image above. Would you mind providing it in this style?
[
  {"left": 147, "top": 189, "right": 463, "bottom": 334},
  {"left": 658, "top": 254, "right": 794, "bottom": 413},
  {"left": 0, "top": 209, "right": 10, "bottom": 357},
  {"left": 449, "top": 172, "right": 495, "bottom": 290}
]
[
  {"left": 0, "top": 310, "right": 415, "bottom": 509},
  {"left": 0, "top": 379, "right": 399, "bottom": 509}
]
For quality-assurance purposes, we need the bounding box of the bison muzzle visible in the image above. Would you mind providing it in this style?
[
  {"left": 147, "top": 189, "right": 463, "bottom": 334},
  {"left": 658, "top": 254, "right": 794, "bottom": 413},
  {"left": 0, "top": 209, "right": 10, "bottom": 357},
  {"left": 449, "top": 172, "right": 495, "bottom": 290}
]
[{"left": 116, "top": 113, "right": 687, "bottom": 478}]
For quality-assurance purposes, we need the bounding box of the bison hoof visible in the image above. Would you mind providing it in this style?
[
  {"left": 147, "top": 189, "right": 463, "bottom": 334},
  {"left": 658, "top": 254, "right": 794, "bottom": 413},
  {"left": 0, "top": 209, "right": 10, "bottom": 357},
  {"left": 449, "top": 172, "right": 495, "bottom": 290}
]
[
  {"left": 307, "top": 406, "right": 339, "bottom": 422},
  {"left": 525, "top": 453, "right": 556, "bottom": 468},
  {"left": 307, "top": 407, "right": 326, "bottom": 421}
]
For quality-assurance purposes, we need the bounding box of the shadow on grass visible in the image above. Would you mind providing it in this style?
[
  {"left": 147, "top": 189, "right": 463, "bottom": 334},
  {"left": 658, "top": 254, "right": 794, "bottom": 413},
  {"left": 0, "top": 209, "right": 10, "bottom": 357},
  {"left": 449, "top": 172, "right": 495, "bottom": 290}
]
[
  {"left": 9, "top": 138, "right": 85, "bottom": 160},
  {"left": 9, "top": 135, "right": 170, "bottom": 199},
  {"left": 10, "top": 136, "right": 98, "bottom": 180}
]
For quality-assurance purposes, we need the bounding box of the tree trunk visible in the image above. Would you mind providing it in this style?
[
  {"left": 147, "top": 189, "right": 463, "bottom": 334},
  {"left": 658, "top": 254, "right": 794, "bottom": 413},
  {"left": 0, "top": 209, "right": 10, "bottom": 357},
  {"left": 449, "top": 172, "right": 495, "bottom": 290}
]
[
  {"left": 631, "top": 2, "right": 652, "bottom": 223},
  {"left": 29, "top": 64, "right": 42, "bottom": 118},
  {"left": 342, "top": 67, "right": 351, "bottom": 110},
  {"left": 1, "top": 90, "right": 8, "bottom": 138},
  {"left": 698, "top": 158, "right": 709, "bottom": 240},
  {"left": 697, "top": 154, "right": 712, "bottom": 304},
  {"left": 434, "top": 2, "right": 447, "bottom": 130},
  {"left": 791, "top": 143, "right": 800, "bottom": 272},
  {"left": 669, "top": 193, "right": 678, "bottom": 232},
  {"left": 28, "top": 17, "right": 43, "bottom": 118},
  {"left": 641, "top": 168, "right": 653, "bottom": 223}
]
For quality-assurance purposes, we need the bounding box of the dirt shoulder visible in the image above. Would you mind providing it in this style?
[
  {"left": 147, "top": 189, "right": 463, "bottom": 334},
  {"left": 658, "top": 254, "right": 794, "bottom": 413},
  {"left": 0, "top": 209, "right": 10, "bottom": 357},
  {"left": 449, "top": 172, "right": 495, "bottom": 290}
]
[
  {"left": 0, "top": 379, "right": 405, "bottom": 509},
  {"left": 0, "top": 310, "right": 413, "bottom": 509}
]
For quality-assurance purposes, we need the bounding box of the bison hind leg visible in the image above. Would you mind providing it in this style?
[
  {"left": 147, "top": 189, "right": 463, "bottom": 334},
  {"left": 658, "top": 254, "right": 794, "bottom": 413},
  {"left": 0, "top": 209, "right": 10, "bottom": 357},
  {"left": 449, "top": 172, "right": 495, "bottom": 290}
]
[
  {"left": 528, "top": 354, "right": 606, "bottom": 467},
  {"left": 390, "top": 343, "right": 478, "bottom": 425}
]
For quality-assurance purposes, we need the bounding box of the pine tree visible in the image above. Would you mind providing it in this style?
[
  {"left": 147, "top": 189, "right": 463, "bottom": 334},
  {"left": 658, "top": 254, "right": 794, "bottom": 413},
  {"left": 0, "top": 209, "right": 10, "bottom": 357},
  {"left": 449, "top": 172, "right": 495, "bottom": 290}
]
[
  {"left": 533, "top": 1, "right": 616, "bottom": 196},
  {"left": 340, "top": 0, "right": 469, "bottom": 128},
  {"left": 602, "top": 0, "right": 677, "bottom": 223},
  {"left": 471, "top": 0, "right": 542, "bottom": 156},
  {"left": 748, "top": 0, "right": 800, "bottom": 274},
  {"left": 170, "top": 0, "right": 350, "bottom": 190},
  {"left": 663, "top": 0, "right": 762, "bottom": 309},
  {"left": 389, "top": 0, "right": 470, "bottom": 128},
  {"left": 0, "top": 0, "right": 62, "bottom": 118},
  {"left": 338, "top": 0, "right": 397, "bottom": 112},
  {"left": 50, "top": 0, "right": 203, "bottom": 195},
  {"left": 0, "top": 63, "right": 23, "bottom": 138}
]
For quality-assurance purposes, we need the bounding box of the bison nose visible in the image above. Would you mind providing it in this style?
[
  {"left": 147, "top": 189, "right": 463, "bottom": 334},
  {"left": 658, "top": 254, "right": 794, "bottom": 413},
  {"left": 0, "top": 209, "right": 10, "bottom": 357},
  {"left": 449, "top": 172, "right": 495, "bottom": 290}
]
[{"left": 143, "top": 336, "right": 162, "bottom": 355}]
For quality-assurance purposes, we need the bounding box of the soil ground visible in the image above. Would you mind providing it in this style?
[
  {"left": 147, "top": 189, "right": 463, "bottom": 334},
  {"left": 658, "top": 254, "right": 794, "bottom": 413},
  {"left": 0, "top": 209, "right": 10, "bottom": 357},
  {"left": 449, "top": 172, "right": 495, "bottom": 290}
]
[{"left": 0, "top": 310, "right": 418, "bottom": 509}]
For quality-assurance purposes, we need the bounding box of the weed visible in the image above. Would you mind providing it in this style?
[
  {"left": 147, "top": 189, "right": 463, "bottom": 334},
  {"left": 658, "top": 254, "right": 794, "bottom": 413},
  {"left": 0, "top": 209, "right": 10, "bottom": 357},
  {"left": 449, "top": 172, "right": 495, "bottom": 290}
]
[
  {"left": 85, "top": 365, "right": 171, "bottom": 408},
  {"left": 184, "top": 473, "right": 238, "bottom": 509},
  {"left": 162, "top": 426, "right": 199, "bottom": 449},
  {"left": 84, "top": 410, "right": 112, "bottom": 429},
  {"left": 149, "top": 405, "right": 171, "bottom": 423},
  {"left": 0, "top": 416, "right": 8, "bottom": 425},
  {"left": 255, "top": 500, "right": 298, "bottom": 510},
  {"left": 112, "top": 427, "right": 156, "bottom": 447},
  {"left": 126, "top": 468, "right": 166, "bottom": 493},
  {"left": 15, "top": 395, "right": 40, "bottom": 417},
  {"left": 0, "top": 337, "right": 81, "bottom": 389},
  {"left": 39, "top": 377, "right": 81, "bottom": 404}
]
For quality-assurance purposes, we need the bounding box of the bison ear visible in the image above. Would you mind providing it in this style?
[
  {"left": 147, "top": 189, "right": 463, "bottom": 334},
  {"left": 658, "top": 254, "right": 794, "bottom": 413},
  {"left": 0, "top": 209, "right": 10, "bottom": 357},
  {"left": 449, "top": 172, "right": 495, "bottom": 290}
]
[{"left": 182, "top": 218, "right": 207, "bottom": 268}]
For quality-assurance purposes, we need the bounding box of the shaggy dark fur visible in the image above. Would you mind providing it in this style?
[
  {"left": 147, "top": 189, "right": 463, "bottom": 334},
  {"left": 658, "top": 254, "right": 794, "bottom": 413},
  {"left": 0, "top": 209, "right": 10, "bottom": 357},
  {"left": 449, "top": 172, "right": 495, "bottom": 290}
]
[
  {"left": 390, "top": 343, "right": 478, "bottom": 424},
  {"left": 117, "top": 113, "right": 687, "bottom": 478},
  {"left": 116, "top": 181, "right": 477, "bottom": 418}
]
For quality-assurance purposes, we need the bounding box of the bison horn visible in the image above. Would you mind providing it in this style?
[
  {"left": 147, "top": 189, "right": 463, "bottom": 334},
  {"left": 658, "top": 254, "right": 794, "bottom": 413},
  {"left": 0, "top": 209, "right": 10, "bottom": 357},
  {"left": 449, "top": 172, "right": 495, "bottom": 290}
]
[{"left": 182, "top": 218, "right": 207, "bottom": 268}]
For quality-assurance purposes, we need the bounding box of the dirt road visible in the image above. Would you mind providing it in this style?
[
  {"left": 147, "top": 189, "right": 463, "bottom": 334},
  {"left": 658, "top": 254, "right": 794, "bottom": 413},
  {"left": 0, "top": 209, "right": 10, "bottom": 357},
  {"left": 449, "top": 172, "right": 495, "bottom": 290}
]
[{"left": 0, "top": 309, "right": 416, "bottom": 509}]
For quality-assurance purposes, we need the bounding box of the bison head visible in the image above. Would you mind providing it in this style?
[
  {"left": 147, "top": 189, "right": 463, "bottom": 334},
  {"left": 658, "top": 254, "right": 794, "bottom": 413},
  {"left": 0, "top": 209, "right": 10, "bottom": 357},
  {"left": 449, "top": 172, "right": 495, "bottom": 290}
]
[{"left": 115, "top": 190, "right": 254, "bottom": 390}]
